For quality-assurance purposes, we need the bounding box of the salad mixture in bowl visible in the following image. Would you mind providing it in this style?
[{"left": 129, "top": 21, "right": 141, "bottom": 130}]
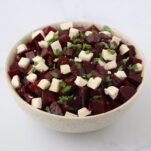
[{"left": 8, "top": 22, "right": 143, "bottom": 118}]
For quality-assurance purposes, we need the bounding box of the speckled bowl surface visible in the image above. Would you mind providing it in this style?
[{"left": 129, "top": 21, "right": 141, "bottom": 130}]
[{"left": 5, "top": 21, "right": 146, "bottom": 133}]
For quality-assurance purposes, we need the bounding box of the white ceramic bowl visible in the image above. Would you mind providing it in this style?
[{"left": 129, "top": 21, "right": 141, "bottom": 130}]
[{"left": 5, "top": 21, "right": 146, "bottom": 133}]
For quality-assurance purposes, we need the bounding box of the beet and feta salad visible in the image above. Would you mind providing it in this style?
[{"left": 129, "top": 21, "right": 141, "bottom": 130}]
[{"left": 8, "top": 22, "right": 143, "bottom": 117}]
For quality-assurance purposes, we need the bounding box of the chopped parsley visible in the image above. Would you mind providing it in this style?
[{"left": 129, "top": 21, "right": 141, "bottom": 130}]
[
  {"left": 49, "top": 62, "right": 55, "bottom": 70},
  {"left": 75, "top": 63, "right": 82, "bottom": 69},
  {"left": 123, "top": 57, "right": 129, "bottom": 64},
  {"left": 60, "top": 81, "right": 72, "bottom": 94},
  {"left": 101, "top": 25, "right": 112, "bottom": 33},
  {"left": 68, "top": 43, "right": 82, "bottom": 50},
  {"left": 83, "top": 43, "right": 92, "bottom": 50},
  {"left": 28, "top": 67, "right": 36, "bottom": 74},
  {"left": 54, "top": 49, "right": 63, "bottom": 57},
  {"left": 99, "top": 53, "right": 105, "bottom": 61},
  {"left": 99, "top": 42, "right": 108, "bottom": 49},
  {"left": 51, "top": 71, "right": 58, "bottom": 78},
  {"left": 82, "top": 73, "right": 92, "bottom": 80},
  {"left": 106, "top": 76, "right": 112, "bottom": 86},
  {"left": 128, "top": 64, "right": 138, "bottom": 71},
  {"left": 48, "top": 34, "right": 58, "bottom": 44},
  {"left": 58, "top": 95, "right": 73, "bottom": 104},
  {"left": 72, "top": 38, "right": 81, "bottom": 44},
  {"left": 93, "top": 58, "right": 99, "bottom": 64},
  {"left": 91, "top": 95, "right": 102, "bottom": 100},
  {"left": 118, "top": 65, "right": 123, "bottom": 71},
  {"left": 45, "top": 106, "right": 51, "bottom": 113},
  {"left": 110, "top": 42, "right": 117, "bottom": 49},
  {"left": 108, "top": 49, "right": 116, "bottom": 55}
]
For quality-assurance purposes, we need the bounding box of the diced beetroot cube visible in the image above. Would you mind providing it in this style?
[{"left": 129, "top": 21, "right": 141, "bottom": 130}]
[
  {"left": 43, "top": 71, "right": 53, "bottom": 80},
  {"left": 90, "top": 70, "right": 101, "bottom": 77},
  {"left": 57, "top": 56, "right": 69, "bottom": 67},
  {"left": 84, "top": 25, "right": 100, "bottom": 32},
  {"left": 90, "top": 88, "right": 104, "bottom": 96},
  {"left": 8, "top": 69, "right": 19, "bottom": 77},
  {"left": 129, "top": 56, "right": 142, "bottom": 64},
  {"left": 92, "top": 48, "right": 102, "bottom": 57},
  {"left": 23, "top": 93, "right": 34, "bottom": 104},
  {"left": 79, "top": 86, "right": 90, "bottom": 107},
  {"left": 42, "top": 90, "right": 57, "bottom": 108},
  {"left": 99, "top": 33, "right": 111, "bottom": 42},
  {"left": 70, "top": 65, "right": 80, "bottom": 76},
  {"left": 50, "top": 102, "right": 63, "bottom": 115},
  {"left": 128, "top": 45, "right": 136, "bottom": 56},
  {"left": 41, "top": 48, "right": 48, "bottom": 57},
  {"left": 119, "top": 86, "right": 136, "bottom": 101},
  {"left": 45, "top": 55, "right": 53, "bottom": 65},
  {"left": 96, "top": 64, "right": 107, "bottom": 76},
  {"left": 112, "top": 75, "right": 122, "bottom": 87},
  {"left": 59, "top": 33, "right": 70, "bottom": 46},
  {"left": 51, "top": 68, "right": 62, "bottom": 79},
  {"left": 63, "top": 47, "right": 74, "bottom": 57},
  {"left": 110, "top": 101, "right": 121, "bottom": 110},
  {"left": 86, "top": 33, "right": 101, "bottom": 44},
  {"left": 43, "top": 26, "right": 57, "bottom": 36},
  {"left": 33, "top": 34, "right": 44, "bottom": 42},
  {"left": 65, "top": 76, "right": 75, "bottom": 84},
  {"left": 128, "top": 72, "right": 142, "bottom": 86},
  {"left": 89, "top": 100, "right": 105, "bottom": 115},
  {"left": 27, "top": 80, "right": 40, "bottom": 93},
  {"left": 122, "top": 79, "right": 136, "bottom": 88},
  {"left": 25, "top": 51, "right": 35, "bottom": 59},
  {"left": 82, "top": 61, "right": 95, "bottom": 73}
]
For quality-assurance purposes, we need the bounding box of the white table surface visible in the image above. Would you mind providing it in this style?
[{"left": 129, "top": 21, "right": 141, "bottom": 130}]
[{"left": 0, "top": 0, "right": 151, "bottom": 150}]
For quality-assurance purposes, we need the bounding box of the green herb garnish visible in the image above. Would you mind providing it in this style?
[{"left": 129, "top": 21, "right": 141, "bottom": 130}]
[
  {"left": 101, "top": 25, "right": 112, "bottom": 33},
  {"left": 48, "top": 34, "right": 58, "bottom": 44},
  {"left": 123, "top": 57, "right": 129, "bottom": 64},
  {"left": 60, "top": 81, "right": 72, "bottom": 94},
  {"left": 108, "top": 49, "right": 116, "bottom": 55},
  {"left": 128, "top": 64, "right": 138, "bottom": 71},
  {"left": 58, "top": 95, "right": 73, "bottom": 104},
  {"left": 51, "top": 71, "right": 58, "bottom": 78},
  {"left": 49, "top": 62, "right": 55, "bottom": 70},
  {"left": 110, "top": 42, "right": 117, "bottom": 49},
  {"left": 99, "top": 53, "right": 104, "bottom": 61},
  {"left": 54, "top": 49, "right": 63, "bottom": 57},
  {"left": 28, "top": 67, "right": 36, "bottom": 74},
  {"left": 45, "top": 106, "right": 51, "bottom": 113},
  {"left": 83, "top": 43, "right": 92, "bottom": 50},
  {"left": 93, "top": 58, "right": 99, "bottom": 64},
  {"left": 99, "top": 42, "right": 108, "bottom": 48},
  {"left": 82, "top": 73, "right": 92, "bottom": 80},
  {"left": 92, "top": 95, "right": 102, "bottom": 100},
  {"left": 68, "top": 44, "right": 82, "bottom": 50},
  {"left": 75, "top": 63, "right": 82, "bottom": 69},
  {"left": 106, "top": 76, "right": 112, "bottom": 86},
  {"left": 72, "top": 38, "right": 81, "bottom": 44},
  {"left": 118, "top": 65, "right": 123, "bottom": 71}
]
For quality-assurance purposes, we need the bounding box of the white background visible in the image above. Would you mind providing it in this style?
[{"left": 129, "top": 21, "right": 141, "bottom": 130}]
[{"left": 0, "top": 0, "right": 151, "bottom": 150}]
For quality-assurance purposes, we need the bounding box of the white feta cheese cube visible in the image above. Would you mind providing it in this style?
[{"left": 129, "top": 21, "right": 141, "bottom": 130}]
[
  {"left": 74, "top": 76, "right": 87, "bottom": 87},
  {"left": 17, "top": 44, "right": 27, "bottom": 54},
  {"left": 38, "top": 79, "right": 50, "bottom": 90},
  {"left": 74, "top": 57, "right": 82, "bottom": 62},
  {"left": 38, "top": 40, "right": 48, "bottom": 48},
  {"left": 31, "top": 98, "right": 42, "bottom": 109},
  {"left": 32, "top": 30, "right": 44, "bottom": 39},
  {"left": 67, "top": 42, "right": 72, "bottom": 47},
  {"left": 44, "top": 31, "right": 55, "bottom": 42},
  {"left": 69, "top": 28, "right": 79, "bottom": 39},
  {"left": 78, "top": 107, "right": 91, "bottom": 117},
  {"left": 104, "top": 86, "right": 119, "bottom": 100},
  {"left": 87, "top": 77, "right": 102, "bottom": 90},
  {"left": 135, "top": 63, "right": 143, "bottom": 72},
  {"left": 35, "top": 61, "right": 48, "bottom": 72},
  {"left": 114, "top": 70, "right": 127, "bottom": 80},
  {"left": 78, "top": 50, "right": 93, "bottom": 62},
  {"left": 100, "top": 31, "right": 112, "bottom": 37},
  {"left": 111, "top": 36, "right": 121, "bottom": 46},
  {"left": 54, "top": 58, "right": 59, "bottom": 62},
  {"left": 65, "top": 112, "right": 78, "bottom": 118},
  {"left": 85, "top": 31, "right": 93, "bottom": 36},
  {"left": 98, "top": 59, "right": 106, "bottom": 67},
  {"left": 119, "top": 44, "right": 129, "bottom": 55},
  {"left": 11, "top": 75, "right": 20, "bottom": 88},
  {"left": 60, "top": 22, "right": 73, "bottom": 30},
  {"left": 102, "top": 49, "right": 117, "bottom": 61},
  {"left": 49, "top": 78, "right": 60, "bottom": 93},
  {"left": 104, "top": 60, "right": 117, "bottom": 70},
  {"left": 60, "top": 64, "right": 71, "bottom": 74},
  {"left": 26, "top": 73, "right": 37, "bottom": 83},
  {"left": 51, "top": 40, "right": 62, "bottom": 54},
  {"left": 18, "top": 57, "right": 30, "bottom": 69},
  {"left": 32, "top": 56, "right": 45, "bottom": 63},
  {"left": 107, "top": 71, "right": 112, "bottom": 74}
]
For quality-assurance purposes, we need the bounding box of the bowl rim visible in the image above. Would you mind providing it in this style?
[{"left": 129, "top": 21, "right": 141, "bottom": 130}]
[{"left": 5, "top": 21, "right": 146, "bottom": 120}]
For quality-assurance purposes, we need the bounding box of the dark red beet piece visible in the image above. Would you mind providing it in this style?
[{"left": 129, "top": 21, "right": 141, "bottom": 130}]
[
  {"left": 96, "top": 64, "right": 107, "bottom": 76},
  {"left": 90, "top": 70, "right": 101, "bottom": 77},
  {"left": 129, "top": 56, "right": 142, "bottom": 64},
  {"left": 50, "top": 102, "right": 63, "bottom": 115},
  {"left": 112, "top": 75, "right": 122, "bottom": 87},
  {"left": 84, "top": 25, "right": 100, "bottom": 32},
  {"left": 122, "top": 79, "right": 136, "bottom": 88},
  {"left": 89, "top": 100, "right": 105, "bottom": 115},
  {"left": 86, "top": 33, "right": 101, "bottom": 44},
  {"left": 25, "top": 51, "right": 35, "bottom": 59},
  {"left": 43, "top": 26, "right": 57, "bottom": 36},
  {"left": 43, "top": 71, "right": 53, "bottom": 80},
  {"left": 70, "top": 65, "right": 80, "bottom": 76},
  {"left": 59, "top": 33, "right": 70, "bottom": 46},
  {"left": 128, "top": 45, "right": 136, "bottom": 56},
  {"left": 57, "top": 56, "right": 69, "bottom": 67},
  {"left": 41, "top": 48, "right": 48, "bottom": 57},
  {"left": 45, "top": 55, "right": 53, "bottom": 65},
  {"left": 99, "top": 33, "right": 111, "bottom": 42},
  {"left": 42, "top": 90, "right": 57, "bottom": 108},
  {"left": 8, "top": 69, "right": 19, "bottom": 77},
  {"left": 119, "top": 86, "right": 136, "bottom": 101},
  {"left": 33, "top": 34, "right": 44, "bottom": 42},
  {"left": 65, "top": 76, "right": 75, "bottom": 84},
  {"left": 82, "top": 61, "right": 95, "bottom": 73},
  {"left": 63, "top": 47, "right": 74, "bottom": 57},
  {"left": 128, "top": 72, "right": 142, "bottom": 86}
]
